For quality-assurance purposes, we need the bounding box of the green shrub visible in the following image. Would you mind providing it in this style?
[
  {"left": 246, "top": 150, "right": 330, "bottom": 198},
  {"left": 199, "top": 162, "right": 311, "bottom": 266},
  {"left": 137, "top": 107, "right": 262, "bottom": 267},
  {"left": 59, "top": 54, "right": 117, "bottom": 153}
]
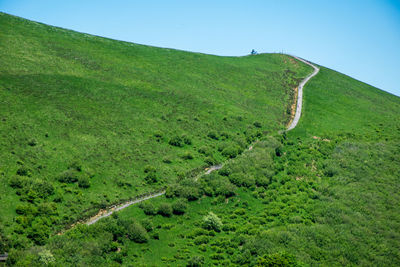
[
  {"left": 144, "top": 165, "right": 156, "bottom": 173},
  {"left": 151, "top": 232, "right": 160, "bottom": 240},
  {"left": 31, "top": 179, "right": 55, "bottom": 198},
  {"left": 27, "top": 139, "right": 37, "bottom": 146},
  {"left": 218, "top": 167, "right": 231, "bottom": 176},
  {"left": 9, "top": 176, "right": 26, "bottom": 188},
  {"left": 165, "top": 185, "right": 177, "bottom": 198},
  {"left": 162, "top": 157, "right": 172, "bottom": 164},
  {"left": 253, "top": 121, "right": 262, "bottom": 128},
  {"left": 27, "top": 220, "right": 50, "bottom": 245},
  {"left": 204, "top": 156, "right": 216, "bottom": 165},
  {"left": 140, "top": 218, "right": 153, "bottom": 232},
  {"left": 16, "top": 166, "right": 32, "bottom": 177},
  {"left": 78, "top": 176, "right": 90, "bottom": 188},
  {"left": 255, "top": 176, "right": 271, "bottom": 187},
  {"left": 15, "top": 204, "right": 35, "bottom": 215},
  {"left": 182, "top": 135, "right": 192, "bottom": 145},
  {"left": 194, "top": 235, "right": 210, "bottom": 245},
  {"left": 69, "top": 161, "right": 82, "bottom": 172},
  {"left": 202, "top": 212, "right": 222, "bottom": 232},
  {"left": 179, "top": 186, "right": 201, "bottom": 201},
  {"left": 241, "top": 175, "right": 256, "bottom": 188},
  {"left": 220, "top": 132, "right": 230, "bottom": 139},
  {"left": 221, "top": 145, "right": 241, "bottom": 158},
  {"left": 38, "top": 249, "right": 55, "bottom": 265},
  {"left": 57, "top": 169, "right": 78, "bottom": 183},
  {"left": 172, "top": 199, "right": 188, "bottom": 215},
  {"left": 169, "top": 136, "right": 183, "bottom": 147},
  {"left": 257, "top": 252, "right": 299, "bottom": 266},
  {"left": 145, "top": 172, "right": 158, "bottom": 184},
  {"left": 198, "top": 146, "right": 211, "bottom": 155},
  {"left": 207, "top": 131, "right": 219, "bottom": 140},
  {"left": 212, "top": 178, "right": 236, "bottom": 197},
  {"left": 139, "top": 202, "right": 157, "bottom": 215},
  {"left": 154, "top": 131, "right": 163, "bottom": 138},
  {"left": 158, "top": 203, "right": 173, "bottom": 217},
  {"left": 182, "top": 152, "right": 194, "bottom": 160},
  {"left": 127, "top": 223, "right": 149, "bottom": 243},
  {"left": 187, "top": 255, "right": 205, "bottom": 267}
]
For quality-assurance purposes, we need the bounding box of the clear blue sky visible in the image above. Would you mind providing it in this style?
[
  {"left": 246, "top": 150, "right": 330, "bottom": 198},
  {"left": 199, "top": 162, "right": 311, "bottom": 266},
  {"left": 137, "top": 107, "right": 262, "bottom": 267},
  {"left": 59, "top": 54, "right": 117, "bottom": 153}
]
[{"left": 1, "top": 0, "right": 399, "bottom": 96}]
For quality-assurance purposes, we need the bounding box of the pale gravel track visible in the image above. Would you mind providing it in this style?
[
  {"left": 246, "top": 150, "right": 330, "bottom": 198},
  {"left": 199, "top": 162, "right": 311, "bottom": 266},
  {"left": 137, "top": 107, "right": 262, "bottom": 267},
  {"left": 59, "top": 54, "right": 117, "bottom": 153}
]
[
  {"left": 77, "top": 54, "right": 319, "bottom": 226},
  {"left": 286, "top": 56, "right": 319, "bottom": 131},
  {"left": 86, "top": 191, "right": 166, "bottom": 225}
]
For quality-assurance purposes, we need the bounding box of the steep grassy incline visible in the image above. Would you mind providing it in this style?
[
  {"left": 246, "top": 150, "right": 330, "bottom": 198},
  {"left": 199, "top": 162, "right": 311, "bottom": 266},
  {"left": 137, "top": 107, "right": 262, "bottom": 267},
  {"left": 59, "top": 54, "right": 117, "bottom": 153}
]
[
  {"left": 38, "top": 65, "right": 400, "bottom": 265},
  {"left": 0, "top": 12, "right": 312, "bottom": 250}
]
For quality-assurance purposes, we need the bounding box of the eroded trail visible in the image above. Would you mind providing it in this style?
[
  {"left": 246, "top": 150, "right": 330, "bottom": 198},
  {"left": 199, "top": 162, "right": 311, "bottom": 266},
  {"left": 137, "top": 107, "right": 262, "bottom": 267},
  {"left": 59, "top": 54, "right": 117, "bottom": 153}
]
[
  {"left": 66, "top": 55, "right": 319, "bottom": 228},
  {"left": 286, "top": 56, "right": 319, "bottom": 131}
]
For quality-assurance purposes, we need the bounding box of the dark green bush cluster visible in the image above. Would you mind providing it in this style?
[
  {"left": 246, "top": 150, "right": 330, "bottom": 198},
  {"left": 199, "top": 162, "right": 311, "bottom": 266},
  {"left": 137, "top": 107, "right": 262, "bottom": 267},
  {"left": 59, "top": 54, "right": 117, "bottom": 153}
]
[
  {"left": 187, "top": 255, "right": 205, "bottom": 267},
  {"left": 166, "top": 179, "right": 201, "bottom": 201},
  {"left": 169, "top": 134, "right": 192, "bottom": 147},
  {"left": 127, "top": 223, "right": 149, "bottom": 243},
  {"left": 139, "top": 202, "right": 157, "bottom": 215},
  {"left": 10, "top": 176, "right": 54, "bottom": 201},
  {"left": 16, "top": 166, "right": 32, "bottom": 177},
  {"left": 221, "top": 144, "right": 241, "bottom": 159},
  {"left": 158, "top": 203, "right": 173, "bottom": 217},
  {"left": 143, "top": 165, "right": 158, "bottom": 184},
  {"left": 257, "top": 252, "right": 299, "bottom": 266},
  {"left": 181, "top": 151, "right": 194, "bottom": 160},
  {"left": 57, "top": 169, "right": 79, "bottom": 183},
  {"left": 172, "top": 199, "right": 188, "bottom": 215},
  {"left": 207, "top": 131, "right": 219, "bottom": 140}
]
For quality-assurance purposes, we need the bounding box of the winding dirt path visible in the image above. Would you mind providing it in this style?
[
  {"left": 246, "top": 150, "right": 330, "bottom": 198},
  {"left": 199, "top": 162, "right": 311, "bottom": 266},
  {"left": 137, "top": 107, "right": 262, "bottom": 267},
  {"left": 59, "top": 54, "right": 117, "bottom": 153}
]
[
  {"left": 286, "top": 56, "right": 319, "bottom": 131},
  {"left": 65, "top": 54, "right": 319, "bottom": 228}
]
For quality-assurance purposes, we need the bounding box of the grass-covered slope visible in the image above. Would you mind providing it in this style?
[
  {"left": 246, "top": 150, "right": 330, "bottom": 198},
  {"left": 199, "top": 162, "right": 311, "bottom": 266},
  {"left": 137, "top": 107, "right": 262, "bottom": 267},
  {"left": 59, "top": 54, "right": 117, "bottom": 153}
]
[
  {"left": 0, "top": 12, "right": 312, "bottom": 249},
  {"left": 35, "top": 65, "right": 400, "bottom": 265}
]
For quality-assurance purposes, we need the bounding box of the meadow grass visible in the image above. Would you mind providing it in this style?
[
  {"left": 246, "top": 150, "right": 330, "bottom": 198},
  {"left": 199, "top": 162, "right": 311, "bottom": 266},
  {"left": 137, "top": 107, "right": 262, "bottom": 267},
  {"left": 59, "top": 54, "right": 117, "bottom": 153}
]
[
  {"left": 0, "top": 12, "right": 312, "bottom": 252},
  {"left": 44, "top": 63, "right": 400, "bottom": 266}
]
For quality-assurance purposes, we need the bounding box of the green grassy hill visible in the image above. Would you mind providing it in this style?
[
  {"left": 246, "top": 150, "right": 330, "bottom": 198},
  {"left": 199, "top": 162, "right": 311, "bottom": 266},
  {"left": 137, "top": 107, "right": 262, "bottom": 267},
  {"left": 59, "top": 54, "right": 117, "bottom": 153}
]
[
  {"left": 2, "top": 12, "right": 400, "bottom": 267},
  {"left": 42, "top": 66, "right": 399, "bottom": 266},
  {"left": 0, "top": 12, "right": 312, "bottom": 254}
]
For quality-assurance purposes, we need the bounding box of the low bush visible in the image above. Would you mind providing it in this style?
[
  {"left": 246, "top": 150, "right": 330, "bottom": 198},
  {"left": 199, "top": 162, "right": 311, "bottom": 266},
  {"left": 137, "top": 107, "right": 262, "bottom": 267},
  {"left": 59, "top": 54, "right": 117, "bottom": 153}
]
[
  {"left": 207, "top": 131, "right": 219, "bottom": 140},
  {"left": 169, "top": 136, "right": 184, "bottom": 147},
  {"left": 198, "top": 146, "right": 211, "bottom": 155},
  {"left": 221, "top": 145, "right": 241, "bottom": 158},
  {"left": 202, "top": 212, "right": 222, "bottom": 232},
  {"left": 182, "top": 135, "right": 192, "bottom": 145},
  {"left": 57, "top": 169, "right": 78, "bottom": 183},
  {"left": 257, "top": 252, "right": 298, "bottom": 266},
  {"left": 204, "top": 156, "right": 216, "bottom": 165},
  {"left": 144, "top": 165, "right": 156, "bottom": 173},
  {"left": 16, "top": 166, "right": 32, "bottom": 177},
  {"left": 162, "top": 157, "right": 172, "bottom": 164},
  {"left": 158, "top": 203, "right": 173, "bottom": 217},
  {"left": 127, "top": 223, "right": 149, "bottom": 243},
  {"left": 140, "top": 218, "right": 153, "bottom": 232},
  {"left": 9, "top": 176, "right": 26, "bottom": 188},
  {"left": 139, "top": 202, "right": 157, "bottom": 215},
  {"left": 78, "top": 176, "right": 90, "bottom": 188},
  {"left": 253, "top": 121, "right": 262, "bottom": 128},
  {"left": 181, "top": 152, "right": 194, "bottom": 160},
  {"left": 27, "top": 139, "right": 37, "bottom": 146},
  {"left": 172, "top": 199, "right": 188, "bottom": 215},
  {"left": 187, "top": 255, "right": 205, "bottom": 267},
  {"left": 194, "top": 235, "right": 210, "bottom": 245},
  {"left": 145, "top": 172, "right": 158, "bottom": 184}
]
